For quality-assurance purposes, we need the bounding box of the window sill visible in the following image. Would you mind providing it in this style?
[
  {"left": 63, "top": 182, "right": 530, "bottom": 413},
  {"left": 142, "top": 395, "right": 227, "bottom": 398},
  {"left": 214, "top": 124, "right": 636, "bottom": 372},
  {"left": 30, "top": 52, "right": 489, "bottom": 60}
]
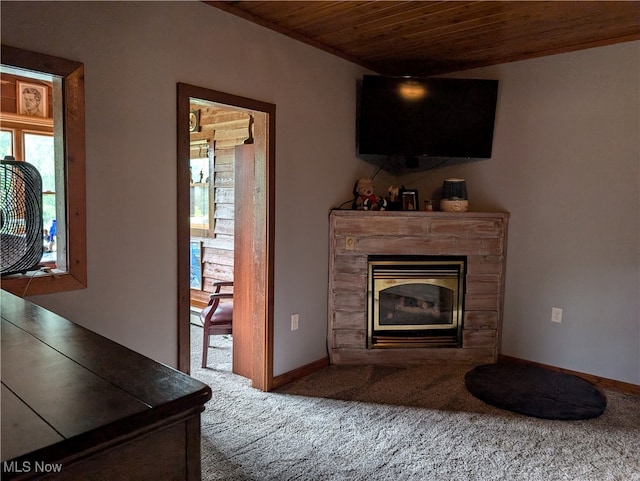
[{"left": 2, "top": 270, "right": 87, "bottom": 297}]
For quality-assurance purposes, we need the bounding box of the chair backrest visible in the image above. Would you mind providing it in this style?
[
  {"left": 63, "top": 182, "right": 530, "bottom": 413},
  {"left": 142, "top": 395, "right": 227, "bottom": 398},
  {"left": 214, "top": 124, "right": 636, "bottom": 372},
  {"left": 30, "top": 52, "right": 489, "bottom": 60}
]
[{"left": 202, "top": 281, "right": 233, "bottom": 325}]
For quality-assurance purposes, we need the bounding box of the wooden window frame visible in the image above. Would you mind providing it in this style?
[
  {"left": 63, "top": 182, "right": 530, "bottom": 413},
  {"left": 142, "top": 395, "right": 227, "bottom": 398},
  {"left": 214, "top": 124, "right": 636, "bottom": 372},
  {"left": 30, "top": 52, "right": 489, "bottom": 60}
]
[{"left": 1, "top": 45, "right": 87, "bottom": 296}]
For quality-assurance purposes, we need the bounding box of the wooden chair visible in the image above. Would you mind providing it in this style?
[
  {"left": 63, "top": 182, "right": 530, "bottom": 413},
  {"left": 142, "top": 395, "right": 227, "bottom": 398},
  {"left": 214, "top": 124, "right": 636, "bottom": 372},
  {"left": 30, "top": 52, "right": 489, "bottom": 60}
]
[{"left": 200, "top": 281, "right": 233, "bottom": 368}]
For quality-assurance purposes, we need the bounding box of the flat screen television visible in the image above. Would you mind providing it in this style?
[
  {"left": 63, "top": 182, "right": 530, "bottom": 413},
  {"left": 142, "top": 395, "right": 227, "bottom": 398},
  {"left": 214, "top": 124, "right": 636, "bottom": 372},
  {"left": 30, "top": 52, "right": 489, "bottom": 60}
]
[{"left": 358, "top": 75, "right": 499, "bottom": 159}]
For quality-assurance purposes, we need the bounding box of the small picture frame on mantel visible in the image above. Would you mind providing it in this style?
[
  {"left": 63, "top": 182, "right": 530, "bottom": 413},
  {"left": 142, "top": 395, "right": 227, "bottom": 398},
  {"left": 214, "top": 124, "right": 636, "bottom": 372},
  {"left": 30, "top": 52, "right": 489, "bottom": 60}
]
[{"left": 402, "top": 190, "right": 418, "bottom": 211}]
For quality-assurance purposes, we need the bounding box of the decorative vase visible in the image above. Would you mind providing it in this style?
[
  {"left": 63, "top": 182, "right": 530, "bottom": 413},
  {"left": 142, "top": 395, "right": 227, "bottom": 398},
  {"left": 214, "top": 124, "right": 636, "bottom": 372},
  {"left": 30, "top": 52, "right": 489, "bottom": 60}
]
[{"left": 440, "top": 178, "right": 469, "bottom": 212}]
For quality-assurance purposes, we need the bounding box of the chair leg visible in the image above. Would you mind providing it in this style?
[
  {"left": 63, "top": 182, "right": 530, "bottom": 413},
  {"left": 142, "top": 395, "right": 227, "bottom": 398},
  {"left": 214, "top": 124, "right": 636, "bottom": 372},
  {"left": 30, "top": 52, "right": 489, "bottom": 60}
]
[{"left": 202, "top": 328, "right": 209, "bottom": 368}]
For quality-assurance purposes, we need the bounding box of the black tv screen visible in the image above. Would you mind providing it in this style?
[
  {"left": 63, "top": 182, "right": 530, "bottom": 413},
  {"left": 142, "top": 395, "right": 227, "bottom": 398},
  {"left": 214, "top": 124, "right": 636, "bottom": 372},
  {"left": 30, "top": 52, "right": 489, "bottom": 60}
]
[{"left": 358, "top": 75, "right": 499, "bottom": 159}]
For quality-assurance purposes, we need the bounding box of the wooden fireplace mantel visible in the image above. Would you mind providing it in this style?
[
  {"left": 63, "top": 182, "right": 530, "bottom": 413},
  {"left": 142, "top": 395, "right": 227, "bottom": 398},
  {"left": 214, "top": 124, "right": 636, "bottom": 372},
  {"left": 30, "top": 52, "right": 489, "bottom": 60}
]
[{"left": 328, "top": 209, "right": 509, "bottom": 365}]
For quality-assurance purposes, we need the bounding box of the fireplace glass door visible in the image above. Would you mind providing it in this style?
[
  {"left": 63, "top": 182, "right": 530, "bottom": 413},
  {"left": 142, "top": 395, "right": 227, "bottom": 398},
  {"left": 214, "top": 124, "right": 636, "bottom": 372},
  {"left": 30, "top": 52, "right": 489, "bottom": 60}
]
[{"left": 368, "top": 257, "right": 465, "bottom": 348}]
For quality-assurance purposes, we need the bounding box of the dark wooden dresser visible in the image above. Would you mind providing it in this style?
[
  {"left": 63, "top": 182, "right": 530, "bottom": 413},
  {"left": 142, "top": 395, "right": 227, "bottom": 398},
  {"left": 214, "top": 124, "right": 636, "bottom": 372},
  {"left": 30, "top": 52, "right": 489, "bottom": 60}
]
[{"left": 1, "top": 290, "right": 212, "bottom": 480}]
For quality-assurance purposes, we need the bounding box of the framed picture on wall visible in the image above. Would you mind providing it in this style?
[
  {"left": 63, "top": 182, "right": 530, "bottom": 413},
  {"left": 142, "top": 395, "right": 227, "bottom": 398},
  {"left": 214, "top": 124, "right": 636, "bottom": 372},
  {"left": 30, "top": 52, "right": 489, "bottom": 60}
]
[
  {"left": 402, "top": 190, "right": 418, "bottom": 211},
  {"left": 17, "top": 81, "right": 47, "bottom": 117},
  {"left": 190, "top": 241, "right": 202, "bottom": 290}
]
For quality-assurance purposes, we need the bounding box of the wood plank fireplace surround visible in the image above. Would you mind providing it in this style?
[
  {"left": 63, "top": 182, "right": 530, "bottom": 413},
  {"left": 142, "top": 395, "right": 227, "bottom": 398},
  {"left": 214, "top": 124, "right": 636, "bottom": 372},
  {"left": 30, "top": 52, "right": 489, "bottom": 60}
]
[{"left": 329, "top": 210, "right": 509, "bottom": 365}]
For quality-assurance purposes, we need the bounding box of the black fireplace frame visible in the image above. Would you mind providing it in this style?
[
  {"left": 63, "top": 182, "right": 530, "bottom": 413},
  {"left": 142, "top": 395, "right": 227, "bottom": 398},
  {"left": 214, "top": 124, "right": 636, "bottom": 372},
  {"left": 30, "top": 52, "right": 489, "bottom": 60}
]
[{"left": 367, "top": 255, "right": 466, "bottom": 349}]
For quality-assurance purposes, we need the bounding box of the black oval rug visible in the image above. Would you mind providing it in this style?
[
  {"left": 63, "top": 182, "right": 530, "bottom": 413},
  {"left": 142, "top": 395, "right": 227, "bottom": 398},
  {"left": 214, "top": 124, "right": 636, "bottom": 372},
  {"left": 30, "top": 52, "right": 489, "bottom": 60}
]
[{"left": 465, "top": 363, "right": 607, "bottom": 420}]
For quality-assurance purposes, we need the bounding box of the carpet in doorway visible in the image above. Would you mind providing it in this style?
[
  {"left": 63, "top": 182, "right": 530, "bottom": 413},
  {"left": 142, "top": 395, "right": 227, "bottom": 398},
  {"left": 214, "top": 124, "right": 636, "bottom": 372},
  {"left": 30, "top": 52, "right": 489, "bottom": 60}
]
[{"left": 464, "top": 363, "right": 607, "bottom": 420}]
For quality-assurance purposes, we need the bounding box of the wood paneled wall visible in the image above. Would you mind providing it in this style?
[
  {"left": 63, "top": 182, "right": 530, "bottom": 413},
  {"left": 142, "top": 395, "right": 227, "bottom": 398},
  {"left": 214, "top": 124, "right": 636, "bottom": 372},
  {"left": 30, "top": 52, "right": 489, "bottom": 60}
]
[{"left": 1, "top": 73, "right": 53, "bottom": 118}]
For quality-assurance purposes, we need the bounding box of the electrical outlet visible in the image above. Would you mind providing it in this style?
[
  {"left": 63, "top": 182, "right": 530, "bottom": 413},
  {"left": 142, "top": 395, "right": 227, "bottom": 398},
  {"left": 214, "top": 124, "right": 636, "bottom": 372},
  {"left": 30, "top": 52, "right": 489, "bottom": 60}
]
[
  {"left": 551, "top": 307, "right": 563, "bottom": 323},
  {"left": 291, "top": 313, "right": 299, "bottom": 331}
]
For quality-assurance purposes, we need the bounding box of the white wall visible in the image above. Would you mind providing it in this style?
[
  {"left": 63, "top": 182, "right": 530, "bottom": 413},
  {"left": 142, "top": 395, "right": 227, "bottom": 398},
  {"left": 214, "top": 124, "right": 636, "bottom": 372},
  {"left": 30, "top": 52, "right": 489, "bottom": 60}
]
[
  {"left": 2, "top": 2, "right": 638, "bottom": 384},
  {"left": 398, "top": 42, "right": 640, "bottom": 384},
  {"left": 0, "top": 1, "right": 372, "bottom": 374}
]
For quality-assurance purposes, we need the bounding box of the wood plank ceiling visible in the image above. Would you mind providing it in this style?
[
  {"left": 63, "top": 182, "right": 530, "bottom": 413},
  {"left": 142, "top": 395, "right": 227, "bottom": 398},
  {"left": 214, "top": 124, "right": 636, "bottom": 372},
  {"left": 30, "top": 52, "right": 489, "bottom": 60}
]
[{"left": 207, "top": 1, "right": 640, "bottom": 76}]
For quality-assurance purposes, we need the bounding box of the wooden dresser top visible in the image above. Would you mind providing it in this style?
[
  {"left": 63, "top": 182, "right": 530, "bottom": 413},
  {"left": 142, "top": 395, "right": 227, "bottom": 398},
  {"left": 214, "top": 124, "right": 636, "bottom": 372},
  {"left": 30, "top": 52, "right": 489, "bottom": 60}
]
[{"left": 1, "top": 290, "right": 211, "bottom": 464}]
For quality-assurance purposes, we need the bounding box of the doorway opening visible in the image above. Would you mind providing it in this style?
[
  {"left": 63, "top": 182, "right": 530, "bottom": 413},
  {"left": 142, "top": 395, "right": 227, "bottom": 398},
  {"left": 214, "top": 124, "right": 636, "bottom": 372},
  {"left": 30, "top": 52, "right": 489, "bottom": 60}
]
[
  {"left": 177, "top": 83, "right": 275, "bottom": 391},
  {"left": 188, "top": 102, "right": 249, "bottom": 306}
]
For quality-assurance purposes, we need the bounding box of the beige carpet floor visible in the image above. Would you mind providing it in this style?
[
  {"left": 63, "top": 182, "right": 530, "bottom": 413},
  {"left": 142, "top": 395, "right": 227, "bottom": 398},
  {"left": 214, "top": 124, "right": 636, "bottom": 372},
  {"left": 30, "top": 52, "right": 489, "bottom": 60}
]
[{"left": 190, "top": 325, "right": 640, "bottom": 481}]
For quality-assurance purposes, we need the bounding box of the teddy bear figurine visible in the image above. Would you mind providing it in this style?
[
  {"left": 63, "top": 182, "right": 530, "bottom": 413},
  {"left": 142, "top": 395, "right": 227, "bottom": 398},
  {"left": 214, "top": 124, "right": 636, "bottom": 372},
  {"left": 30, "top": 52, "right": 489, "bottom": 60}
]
[{"left": 352, "top": 177, "right": 387, "bottom": 211}]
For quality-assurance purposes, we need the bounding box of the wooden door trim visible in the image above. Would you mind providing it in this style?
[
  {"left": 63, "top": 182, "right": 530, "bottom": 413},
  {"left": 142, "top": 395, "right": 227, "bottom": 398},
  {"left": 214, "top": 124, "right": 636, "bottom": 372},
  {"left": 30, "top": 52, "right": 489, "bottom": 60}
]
[{"left": 176, "top": 83, "right": 275, "bottom": 391}]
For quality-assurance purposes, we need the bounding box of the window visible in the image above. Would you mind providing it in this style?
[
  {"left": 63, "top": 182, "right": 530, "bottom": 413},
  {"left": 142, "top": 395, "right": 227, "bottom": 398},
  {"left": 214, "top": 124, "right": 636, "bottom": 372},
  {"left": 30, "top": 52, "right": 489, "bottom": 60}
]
[
  {"left": 189, "top": 150, "right": 211, "bottom": 234},
  {"left": 1, "top": 129, "right": 57, "bottom": 262},
  {"left": 23, "top": 132, "right": 57, "bottom": 262},
  {"left": 1, "top": 45, "right": 86, "bottom": 296},
  {"left": 0, "top": 130, "right": 13, "bottom": 157}
]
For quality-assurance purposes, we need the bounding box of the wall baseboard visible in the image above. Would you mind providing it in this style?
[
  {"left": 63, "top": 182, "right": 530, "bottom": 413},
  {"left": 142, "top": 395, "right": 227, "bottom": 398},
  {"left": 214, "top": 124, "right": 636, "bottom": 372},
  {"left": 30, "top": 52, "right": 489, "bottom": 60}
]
[
  {"left": 272, "top": 356, "right": 330, "bottom": 390},
  {"left": 498, "top": 355, "right": 640, "bottom": 396}
]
